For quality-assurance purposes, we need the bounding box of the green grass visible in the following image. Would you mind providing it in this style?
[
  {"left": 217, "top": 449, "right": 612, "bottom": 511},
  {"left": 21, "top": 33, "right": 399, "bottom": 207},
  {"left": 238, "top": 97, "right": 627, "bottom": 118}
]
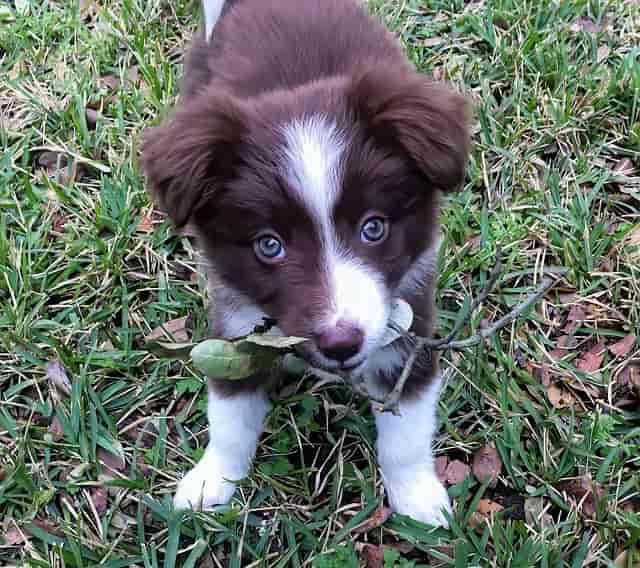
[{"left": 1, "top": 0, "right": 640, "bottom": 565}]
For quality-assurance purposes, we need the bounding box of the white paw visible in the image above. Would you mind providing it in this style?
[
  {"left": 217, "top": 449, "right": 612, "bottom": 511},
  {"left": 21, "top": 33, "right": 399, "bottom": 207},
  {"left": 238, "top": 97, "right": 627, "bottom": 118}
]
[
  {"left": 383, "top": 469, "right": 452, "bottom": 527},
  {"left": 173, "top": 456, "right": 238, "bottom": 511}
]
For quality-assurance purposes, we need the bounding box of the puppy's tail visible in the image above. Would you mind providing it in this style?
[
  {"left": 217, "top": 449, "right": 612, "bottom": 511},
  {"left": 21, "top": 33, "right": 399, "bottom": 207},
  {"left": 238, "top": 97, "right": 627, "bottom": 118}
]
[{"left": 202, "top": 0, "right": 227, "bottom": 41}]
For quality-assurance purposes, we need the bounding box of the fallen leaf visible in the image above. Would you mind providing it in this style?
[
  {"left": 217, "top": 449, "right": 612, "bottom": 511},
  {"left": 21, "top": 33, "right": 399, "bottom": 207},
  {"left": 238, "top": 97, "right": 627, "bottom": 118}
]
[
  {"left": 610, "top": 335, "right": 636, "bottom": 358},
  {"left": 136, "top": 208, "right": 164, "bottom": 233},
  {"left": 617, "top": 362, "right": 640, "bottom": 393},
  {"left": 444, "top": 460, "right": 470, "bottom": 485},
  {"left": 36, "top": 151, "right": 84, "bottom": 185},
  {"left": 613, "top": 157, "right": 636, "bottom": 177},
  {"left": 146, "top": 316, "right": 191, "bottom": 343},
  {"left": 477, "top": 499, "right": 504, "bottom": 515},
  {"left": 354, "top": 505, "right": 392, "bottom": 533},
  {"left": 360, "top": 544, "right": 383, "bottom": 568},
  {"left": 85, "top": 108, "right": 99, "bottom": 130},
  {"left": 3, "top": 527, "right": 27, "bottom": 546},
  {"left": 386, "top": 541, "right": 414, "bottom": 555},
  {"left": 91, "top": 487, "right": 108, "bottom": 515},
  {"left": 597, "top": 45, "right": 610, "bottom": 62},
  {"left": 100, "top": 74, "right": 120, "bottom": 92},
  {"left": 468, "top": 498, "right": 504, "bottom": 529},
  {"left": 563, "top": 305, "right": 586, "bottom": 334},
  {"left": 46, "top": 359, "right": 72, "bottom": 396},
  {"left": 127, "top": 65, "right": 141, "bottom": 85},
  {"left": 560, "top": 476, "right": 605, "bottom": 518},
  {"left": 472, "top": 445, "right": 501, "bottom": 487},
  {"left": 51, "top": 210, "right": 66, "bottom": 235},
  {"left": 547, "top": 384, "right": 576, "bottom": 408},
  {"left": 49, "top": 416, "right": 64, "bottom": 440},
  {"left": 577, "top": 341, "right": 606, "bottom": 373},
  {"left": 97, "top": 446, "right": 126, "bottom": 474},
  {"left": 529, "top": 362, "right": 551, "bottom": 387},
  {"left": 30, "top": 519, "right": 65, "bottom": 538},
  {"left": 423, "top": 36, "right": 442, "bottom": 47},
  {"left": 197, "top": 557, "right": 216, "bottom": 568},
  {"left": 570, "top": 17, "right": 600, "bottom": 34},
  {"left": 435, "top": 455, "right": 448, "bottom": 484}
]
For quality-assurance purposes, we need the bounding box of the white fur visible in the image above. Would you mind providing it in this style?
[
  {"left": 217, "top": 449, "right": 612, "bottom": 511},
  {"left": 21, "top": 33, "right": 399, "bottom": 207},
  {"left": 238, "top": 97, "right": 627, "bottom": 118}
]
[
  {"left": 374, "top": 374, "right": 451, "bottom": 526},
  {"left": 174, "top": 386, "right": 270, "bottom": 510},
  {"left": 281, "top": 117, "right": 387, "bottom": 361},
  {"left": 281, "top": 116, "right": 344, "bottom": 230},
  {"left": 326, "top": 257, "right": 388, "bottom": 357},
  {"left": 202, "top": 0, "right": 226, "bottom": 41},
  {"left": 397, "top": 236, "right": 441, "bottom": 295}
]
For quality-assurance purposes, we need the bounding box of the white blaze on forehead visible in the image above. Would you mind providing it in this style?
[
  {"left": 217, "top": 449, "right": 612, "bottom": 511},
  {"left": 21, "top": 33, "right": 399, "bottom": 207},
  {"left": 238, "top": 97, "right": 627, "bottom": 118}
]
[
  {"left": 281, "top": 116, "right": 388, "bottom": 352},
  {"left": 281, "top": 116, "right": 344, "bottom": 230}
]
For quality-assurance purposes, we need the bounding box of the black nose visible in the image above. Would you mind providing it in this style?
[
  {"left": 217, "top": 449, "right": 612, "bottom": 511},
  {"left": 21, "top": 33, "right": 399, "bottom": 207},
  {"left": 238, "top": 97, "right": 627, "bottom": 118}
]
[{"left": 315, "top": 321, "right": 364, "bottom": 363}]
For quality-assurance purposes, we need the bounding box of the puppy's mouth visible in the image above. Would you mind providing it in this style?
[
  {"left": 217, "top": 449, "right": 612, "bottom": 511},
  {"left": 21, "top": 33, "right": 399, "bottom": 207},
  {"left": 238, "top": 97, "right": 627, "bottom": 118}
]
[{"left": 295, "top": 344, "right": 367, "bottom": 375}]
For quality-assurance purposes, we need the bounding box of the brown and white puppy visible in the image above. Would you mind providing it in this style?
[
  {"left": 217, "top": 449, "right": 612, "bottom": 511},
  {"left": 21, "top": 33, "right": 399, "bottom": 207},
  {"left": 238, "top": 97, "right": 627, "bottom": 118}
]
[{"left": 141, "top": 0, "right": 469, "bottom": 526}]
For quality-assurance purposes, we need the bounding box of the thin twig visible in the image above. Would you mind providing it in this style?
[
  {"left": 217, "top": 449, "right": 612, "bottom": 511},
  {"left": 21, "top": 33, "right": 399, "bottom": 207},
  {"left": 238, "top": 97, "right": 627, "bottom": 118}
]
[
  {"left": 427, "top": 247, "right": 503, "bottom": 349},
  {"left": 440, "top": 273, "right": 564, "bottom": 350},
  {"left": 303, "top": 267, "right": 568, "bottom": 415}
]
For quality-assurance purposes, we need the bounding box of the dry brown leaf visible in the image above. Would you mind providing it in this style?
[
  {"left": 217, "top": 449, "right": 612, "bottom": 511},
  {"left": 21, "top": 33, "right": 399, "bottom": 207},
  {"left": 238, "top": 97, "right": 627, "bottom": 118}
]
[
  {"left": 46, "top": 359, "right": 72, "bottom": 396},
  {"left": 477, "top": 499, "right": 504, "bottom": 515},
  {"left": 560, "top": 477, "right": 605, "bottom": 518},
  {"left": 386, "top": 541, "right": 414, "bottom": 555},
  {"left": 85, "top": 108, "right": 99, "bottom": 130},
  {"left": 37, "top": 151, "right": 85, "bottom": 185},
  {"left": 597, "top": 45, "right": 610, "bottom": 62},
  {"left": 3, "top": 527, "right": 27, "bottom": 546},
  {"left": 617, "top": 362, "right": 640, "bottom": 393},
  {"left": 146, "top": 316, "right": 191, "bottom": 343},
  {"left": 444, "top": 459, "right": 470, "bottom": 485},
  {"left": 435, "top": 455, "right": 448, "bottom": 484},
  {"left": 49, "top": 416, "right": 64, "bottom": 440},
  {"left": 423, "top": 37, "right": 442, "bottom": 47},
  {"left": 564, "top": 305, "right": 586, "bottom": 334},
  {"left": 547, "top": 384, "right": 576, "bottom": 408},
  {"left": 127, "top": 65, "right": 141, "bottom": 85},
  {"left": 472, "top": 444, "right": 501, "bottom": 487},
  {"left": 30, "top": 519, "right": 65, "bottom": 538},
  {"left": 360, "top": 544, "right": 384, "bottom": 568},
  {"left": 610, "top": 335, "right": 636, "bottom": 358},
  {"left": 136, "top": 208, "right": 164, "bottom": 233},
  {"left": 100, "top": 74, "right": 120, "bottom": 91},
  {"left": 91, "top": 487, "right": 108, "bottom": 515},
  {"left": 613, "top": 157, "right": 636, "bottom": 177},
  {"left": 570, "top": 17, "right": 600, "bottom": 34},
  {"left": 354, "top": 505, "right": 392, "bottom": 533},
  {"left": 51, "top": 210, "right": 66, "bottom": 235},
  {"left": 97, "top": 446, "right": 126, "bottom": 474},
  {"left": 577, "top": 341, "right": 606, "bottom": 373},
  {"left": 528, "top": 362, "right": 551, "bottom": 387}
]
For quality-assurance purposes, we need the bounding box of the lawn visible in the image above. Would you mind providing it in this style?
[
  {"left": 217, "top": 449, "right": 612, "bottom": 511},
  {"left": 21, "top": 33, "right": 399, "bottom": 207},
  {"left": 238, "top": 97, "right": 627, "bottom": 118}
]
[{"left": 1, "top": 0, "right": 640, "bottom": 566}]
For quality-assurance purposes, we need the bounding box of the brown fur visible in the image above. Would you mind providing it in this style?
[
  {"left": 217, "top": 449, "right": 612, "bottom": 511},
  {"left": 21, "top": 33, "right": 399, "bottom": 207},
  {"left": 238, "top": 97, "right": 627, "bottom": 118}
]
[{"left": 140, "top": 0, "right": 470, "bottom": 399}]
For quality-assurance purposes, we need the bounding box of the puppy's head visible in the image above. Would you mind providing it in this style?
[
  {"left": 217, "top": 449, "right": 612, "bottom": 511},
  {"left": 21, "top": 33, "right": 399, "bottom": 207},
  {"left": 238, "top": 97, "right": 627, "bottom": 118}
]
[{"left": 141, "top": 67, "right": 469, "bottom": 371}]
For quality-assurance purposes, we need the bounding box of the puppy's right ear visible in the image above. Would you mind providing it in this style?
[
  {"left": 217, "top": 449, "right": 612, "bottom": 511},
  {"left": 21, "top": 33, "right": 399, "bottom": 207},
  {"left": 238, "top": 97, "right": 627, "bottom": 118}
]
[{"left": 140, "top": 91, "right": 246, "bottom": 227}]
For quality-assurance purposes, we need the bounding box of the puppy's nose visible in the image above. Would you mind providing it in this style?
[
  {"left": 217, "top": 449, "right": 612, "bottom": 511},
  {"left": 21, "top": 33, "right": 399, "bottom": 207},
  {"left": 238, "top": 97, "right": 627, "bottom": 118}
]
[{"left": 315, "top": 321, "right": 363, "bottom": 363}]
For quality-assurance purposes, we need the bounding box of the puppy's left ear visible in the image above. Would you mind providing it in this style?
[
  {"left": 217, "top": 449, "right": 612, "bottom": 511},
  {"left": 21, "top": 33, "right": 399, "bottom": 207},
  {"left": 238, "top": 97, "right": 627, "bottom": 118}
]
[{"left": 349, "top": 66, "right": 471, "bottom": 192}]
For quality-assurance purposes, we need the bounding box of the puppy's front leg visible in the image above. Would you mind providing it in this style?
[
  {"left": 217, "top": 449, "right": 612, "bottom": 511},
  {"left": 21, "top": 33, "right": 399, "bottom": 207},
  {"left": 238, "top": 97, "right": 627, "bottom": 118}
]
[
  {"left": 174, "top": 382, "right": 269, "bottom": 510},
  {"left": 375, "top": 374, "right": 451, "bottom": 527}
]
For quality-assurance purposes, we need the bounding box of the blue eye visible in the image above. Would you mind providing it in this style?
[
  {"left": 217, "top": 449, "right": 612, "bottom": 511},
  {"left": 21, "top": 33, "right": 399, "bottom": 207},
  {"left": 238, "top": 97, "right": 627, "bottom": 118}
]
[
  {"left": 361, "top": 216, "right": 388, "bottom": 243},
  {"left": 255, "top": 235, "right": 285, "bottom": 261}
]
